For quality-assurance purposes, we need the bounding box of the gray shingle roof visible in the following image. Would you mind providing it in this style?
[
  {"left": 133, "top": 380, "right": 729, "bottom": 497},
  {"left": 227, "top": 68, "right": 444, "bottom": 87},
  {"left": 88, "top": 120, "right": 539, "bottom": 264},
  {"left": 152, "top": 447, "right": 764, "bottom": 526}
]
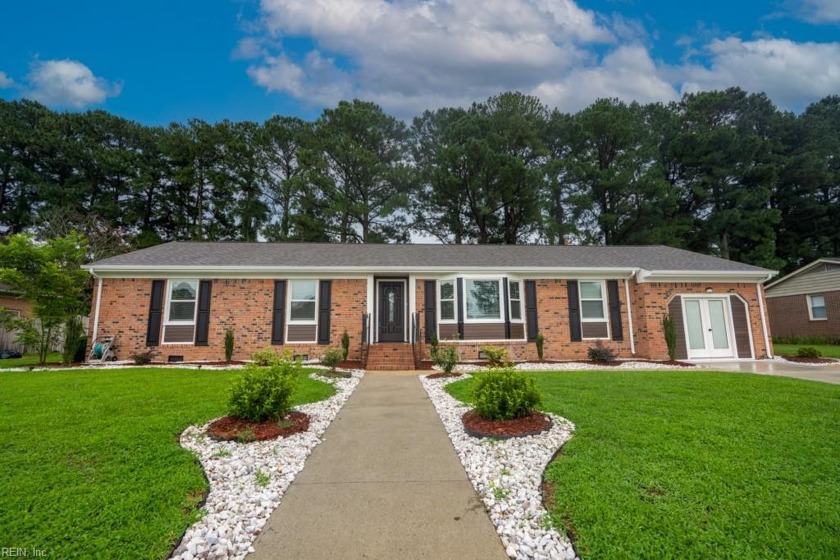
[{"left": 86, "top": 242, "right": 771, "bottom": 274}]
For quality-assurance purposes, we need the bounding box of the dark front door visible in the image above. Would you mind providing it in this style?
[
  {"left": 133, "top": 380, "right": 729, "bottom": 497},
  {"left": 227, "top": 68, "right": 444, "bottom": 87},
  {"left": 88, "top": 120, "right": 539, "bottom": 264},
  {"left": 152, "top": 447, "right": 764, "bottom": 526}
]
[{"left": 378, "top": 281, "right": 405, "bottom": 342}]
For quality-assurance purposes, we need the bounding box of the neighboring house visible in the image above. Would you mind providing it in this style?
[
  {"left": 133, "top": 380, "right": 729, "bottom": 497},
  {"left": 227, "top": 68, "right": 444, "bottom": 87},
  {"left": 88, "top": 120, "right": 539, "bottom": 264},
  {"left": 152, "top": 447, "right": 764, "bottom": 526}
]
[
  {"left": 765, "top": 258, "right": 840, "bottom": 339},
  {"left": 0, "top": 282, "right": 33, "bottom": 352},
  {"left": 83, "top": 243, "right": 775, "bottom": 368}
]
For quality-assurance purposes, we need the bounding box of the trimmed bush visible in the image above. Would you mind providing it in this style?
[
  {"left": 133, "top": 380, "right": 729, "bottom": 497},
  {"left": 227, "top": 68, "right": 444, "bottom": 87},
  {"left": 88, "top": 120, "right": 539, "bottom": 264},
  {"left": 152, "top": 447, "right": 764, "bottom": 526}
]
[
  {"left": 251, "top": 347, "right": 282, "bottom": 366},
  {"left": 430, "top": 334, "right": 439, "bottom": 362},
  {"left": 480, "top": 345, "right": 508, "bottom": 367},
  {"left": 662, "top": 313, "right": 677, "bottom": 361},
  {"left": 229, "top": 362, "right": 299, "bottom": 422},
  {"left": 62, "top": 317, "right": 86, "bottom": 365},
  {"left": 224, "top": 329, "right": 235, "bottom": 362},
  {"left": 340, "top": 330, "right": 350, "bottom": 360},
  {"left": 796, "top": 346, "right": 822, "bottom": 358},
  {"left": 473, "top": 367, "right": 541, "bottom": 420},
  {"left": 320, "top": 347, "right": 344, "bottom": 372},
  {"left": 587, "top": 341, "right": 618, "bottom": 363},
  {"left": 433, "top": 343, "right": 459, "bottom": 374},
  {"left": 535, "top": 332, "right": 545, "bottom": 361}
]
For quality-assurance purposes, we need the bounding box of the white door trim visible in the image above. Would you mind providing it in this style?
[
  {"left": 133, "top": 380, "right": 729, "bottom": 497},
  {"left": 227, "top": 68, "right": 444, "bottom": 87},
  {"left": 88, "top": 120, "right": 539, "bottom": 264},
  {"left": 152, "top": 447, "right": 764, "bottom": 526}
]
[{"left": 681, "top": 295, "right": 737, "bottom": 359}]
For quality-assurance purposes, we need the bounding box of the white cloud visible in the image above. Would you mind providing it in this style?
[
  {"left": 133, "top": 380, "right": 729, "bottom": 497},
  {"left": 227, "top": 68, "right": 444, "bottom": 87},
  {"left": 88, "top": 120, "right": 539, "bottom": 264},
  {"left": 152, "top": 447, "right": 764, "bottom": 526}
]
[
  {"left": 26, "top": 59, "right": 121, "bottom": 108},
  {"left": 241, "top": 0, "right": 840, "bottom": 116},
  {"left": 0, "top": 71, "right": 14, "bottom": 89},
  {"left": 678, "top": 38, "right": 840, "bottom": 108},
  {"left": 794, "top": 0, "right": 840, "bottom": 23}
]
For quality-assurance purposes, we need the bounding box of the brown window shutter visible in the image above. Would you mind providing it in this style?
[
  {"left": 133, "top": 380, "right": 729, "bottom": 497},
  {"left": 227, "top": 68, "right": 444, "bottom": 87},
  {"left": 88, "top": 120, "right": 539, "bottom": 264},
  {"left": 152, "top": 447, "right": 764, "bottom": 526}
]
[
  {"left": 195, "top": 280, "right": 213, "bottom": 346},
  {"left": 271, "top": 280, "right": 287, "bottom": 345},
  {"left": 668, "top": 296, "right": 687, "bottom": 360},
  {"left": 317, "top": 280, "right": 332, "bottom": 345},
  {"left": 524, "top": 280, "right": 538, "bottom": 341},
  {"left": 146, "top": 280, "right": 165, "bottom": 347},
  {"left": 607, "top": 280, "right": 623, "bottom": 341},
  {"left": 567, "top": 280, "right": 582, "bottom": 342},
  {"left": 424, "top": 280, "right": 436, "bottom": 342}
]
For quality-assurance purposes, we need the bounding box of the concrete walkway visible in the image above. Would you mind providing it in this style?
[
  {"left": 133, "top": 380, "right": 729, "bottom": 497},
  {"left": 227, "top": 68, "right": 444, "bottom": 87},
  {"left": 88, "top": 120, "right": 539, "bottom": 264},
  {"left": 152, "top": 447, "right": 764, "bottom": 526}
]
[
  {"left": 694, "top": 359, "right": 840, "bottom": 385},
  {"left": 251, "top": 373, "right": 507, "bottom": 560}
]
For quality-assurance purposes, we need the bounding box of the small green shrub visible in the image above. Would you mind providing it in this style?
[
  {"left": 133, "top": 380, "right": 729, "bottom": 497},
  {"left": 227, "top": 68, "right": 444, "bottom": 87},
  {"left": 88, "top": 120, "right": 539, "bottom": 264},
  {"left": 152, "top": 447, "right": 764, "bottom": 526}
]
[
  {"left": 251, "top": 347, "right": 282, "bottom": 366},
  {"left": 430, "top": 334, "right": 439, "bottom": 361},
  {"left": 129, "top": 350, "right": 155, "bottom": 365},
  {"left": 320, "top": 347, "right": 344, "bottom": 372},
  {"left": 587, "top": 341, "right": 618, "bottom": 363},
  {"left": 433, "top": 343, "right": 459, "bottom": 374},
  {"left": 62, "top": 317, "right": 86, "bottom": 365},
  {"left": 796, "top": 346, "right": 822, "bottom": 358},
  {"left": 535, "top": 332, "right": 545, "bottom": 361},
  {"left": 773, "top": 335, "right": 840, "bottom": 346},
  {"left": 662, "top": 313, "right": 677, "bottom": 361},
  {"left": 229, "top": 362, "right": 300, "bottom": 422},
  {"left": 340, "top": 330, "right": 350, "bottom": 360},
  {"left": 224, "top": 329, "right": 235, "bottom": 362},
  {"left": 473, "top": 367, "right": 541, "bottom": 420},
  {"left": 480, "top": 345, "right": 508, "bottom": 367}
]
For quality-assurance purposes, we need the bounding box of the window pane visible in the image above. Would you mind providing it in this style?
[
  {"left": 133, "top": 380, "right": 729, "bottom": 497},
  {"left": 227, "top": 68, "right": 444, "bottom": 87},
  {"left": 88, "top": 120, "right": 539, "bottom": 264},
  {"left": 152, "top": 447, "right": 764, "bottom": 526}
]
[
  {"left": 290, "top": 301, "right": 316, "bottom": 321},
  {"left": 811, "top": 295, "right": 825, "bottom": 307},
  {"left": 707, "top": 299, "right": 730, "bottom": 349},
  {"left": 466, "top": 280, "right": 500, "bottom": 320},
  {"left": 685, "top": 300, "right": 705, "bottom": 350},
  {"left": 813, "top": 307, "right": 827, "bottom": 319},
  {"left": 579, "top": 282, "right": 602, "bottom": 299},
  {"left": 440, "top": 281, "right": 454, "bottom": 300},
  {"left": 440, "top": 301, "right": 455, "bottom": 321},
  {"left": 171, "top": 281, "right": 197, "bottom": 301},
  {"left": 510, "top": 301, "right": 522, "bottom": 320},
  {"left": 509, "top": 282, "right": 520, "bottom": 300},
  {"left": 291, "top": 281, "right": 317, "bottom": 301},
  {"left": 581, "top": 300, "right": 604, "bottom": 319},
  {"left": 169, "top": 301, "right": 196, "bottom": 321}
]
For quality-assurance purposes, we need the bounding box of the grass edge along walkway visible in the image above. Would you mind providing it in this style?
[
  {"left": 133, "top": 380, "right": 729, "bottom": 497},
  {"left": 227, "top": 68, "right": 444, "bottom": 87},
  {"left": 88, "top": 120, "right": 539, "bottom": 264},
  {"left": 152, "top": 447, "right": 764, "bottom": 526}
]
[
  {"left": 0, "top": 367, "right": 334, "bottom": 560},
  {"left": 446, "top": 369, "right": 840, "bottom": 560}
]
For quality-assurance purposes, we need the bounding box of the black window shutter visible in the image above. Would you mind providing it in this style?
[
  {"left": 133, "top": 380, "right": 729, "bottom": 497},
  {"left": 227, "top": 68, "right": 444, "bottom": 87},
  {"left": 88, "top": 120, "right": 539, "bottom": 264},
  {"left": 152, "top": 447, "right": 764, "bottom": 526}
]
[
  {"left": 271, "top": 280, "right": 287, "bottom": 345},
  {"left": 567, "top": 280, "right": 582, "bottom": 342},
  {"left": 607, "top": 280, "right": 623, "bottom": 342},
  {"left": 194, "top": 280, "right": 213, "bottom": 346},
  {"left": 456, "top": 278, "right": 465, "bottom": 340},
  {"left": 524, "top": 280, "right": 538, "bottom": 341},
  {"left": 146, "top": 280, "right": 165, "bottom": 347},
  {"left": 317, "top": 280, "right": 332, "bottom": 345},
  {"left": 503, "top": 278, "right": 511, "bottom": 339},
  {"left": 424, "top": 280, "right": 436, "bottom": 342}
]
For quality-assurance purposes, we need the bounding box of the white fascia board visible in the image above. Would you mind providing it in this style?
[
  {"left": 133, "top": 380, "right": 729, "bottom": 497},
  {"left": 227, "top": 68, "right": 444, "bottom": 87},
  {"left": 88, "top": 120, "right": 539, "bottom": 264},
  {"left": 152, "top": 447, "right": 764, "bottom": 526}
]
[
  {"left": 636, "top": 269, "right": 776, "bottom": 283},
  {"left": 84, "top": 265, "right": 641, "bottom": 279}
]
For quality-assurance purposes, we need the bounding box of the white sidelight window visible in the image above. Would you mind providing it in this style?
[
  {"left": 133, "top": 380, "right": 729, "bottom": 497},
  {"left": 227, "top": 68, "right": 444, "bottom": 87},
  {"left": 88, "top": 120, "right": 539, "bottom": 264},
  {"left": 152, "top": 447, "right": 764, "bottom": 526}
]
[
  {"left": 807, "top": 294, "right": 827, "bottom": 320},
  {"left": 579, "top": 281, "right": 606, "bottom": 321},
  {"left": 465, "top": 279, "right": 503, "bottom": 321},
  {"left": 439, "top": 280, "right": 456, "bottom": 322},
  {"left": 509, "top": 281, "right": 522, "bottom": 321}
]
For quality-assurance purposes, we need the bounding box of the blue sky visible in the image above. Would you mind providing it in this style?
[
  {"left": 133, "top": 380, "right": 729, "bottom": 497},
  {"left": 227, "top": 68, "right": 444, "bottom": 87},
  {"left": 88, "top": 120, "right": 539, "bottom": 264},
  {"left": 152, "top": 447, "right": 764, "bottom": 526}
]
[{"left": 1, "top": 0, "right": 838, "bottom": 125}]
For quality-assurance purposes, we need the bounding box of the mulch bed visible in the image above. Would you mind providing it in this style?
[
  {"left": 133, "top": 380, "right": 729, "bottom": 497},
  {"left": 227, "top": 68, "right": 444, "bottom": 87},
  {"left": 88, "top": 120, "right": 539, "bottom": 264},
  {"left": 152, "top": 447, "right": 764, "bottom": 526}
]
[
  {"left": 462, "top": 410, "right": 552, "bottom": 439},
  {"left": 426, "top": 372, "right": 462, "bottom": 379},
  {"left": 336, "top": 360, "right": 362, "bottom": 369},
  {"left": 780, "top": 355, "right": 836, "bottom": 364},
  {"left": 416, "top": 360, "right": 436, "bottom": 370},
  {"left": 206, "top": 411, "right": 310, "bottom": 441}
]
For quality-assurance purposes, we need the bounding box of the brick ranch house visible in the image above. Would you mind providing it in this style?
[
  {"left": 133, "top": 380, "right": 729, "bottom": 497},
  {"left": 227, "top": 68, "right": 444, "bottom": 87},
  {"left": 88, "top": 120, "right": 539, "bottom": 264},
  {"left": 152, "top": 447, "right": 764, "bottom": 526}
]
[
  {"left": 765, "top": 258, "right": 840, "bottom": 339},
  {"left": 84, "top": 243, "right": 775, "bottom": 369}
]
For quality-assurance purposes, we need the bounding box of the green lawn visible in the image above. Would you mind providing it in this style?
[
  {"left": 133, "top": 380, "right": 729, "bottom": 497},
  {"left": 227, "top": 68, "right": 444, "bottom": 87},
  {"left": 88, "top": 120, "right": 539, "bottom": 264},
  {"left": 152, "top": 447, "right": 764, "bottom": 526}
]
[
  {"left": 0, "top": 351, "right": 63, "bottom": 367},
  {"left": 774, "top": 343, "right": 840, "bottom": 358},
  {"left": 0, "top": 367, "right": 334, "bottom": 559},
  {"left": 446, "top": 370, "right": 840, "bottom": 559}
]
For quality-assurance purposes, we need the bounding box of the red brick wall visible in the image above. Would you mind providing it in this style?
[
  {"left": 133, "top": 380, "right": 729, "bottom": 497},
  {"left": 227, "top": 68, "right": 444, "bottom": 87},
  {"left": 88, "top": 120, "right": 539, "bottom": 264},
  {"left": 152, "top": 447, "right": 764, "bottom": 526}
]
[
  {"left": 0, "top": 295, "right": 33, "bottom": 318},
  {"left": 766, "top": 291, "right": 840, "bottom": 338},
  {"left": 90, "top": 278, "right": 366, "bottom": 363}
]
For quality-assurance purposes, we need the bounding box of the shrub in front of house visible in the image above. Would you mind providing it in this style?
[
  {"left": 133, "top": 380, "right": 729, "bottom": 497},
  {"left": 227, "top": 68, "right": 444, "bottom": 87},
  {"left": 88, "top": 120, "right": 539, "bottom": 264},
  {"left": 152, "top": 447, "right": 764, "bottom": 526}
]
[
  {"left": 251, "top": 347, "right": 282, "bottom": 366},
  {"left": 587, "top": 341, "right": 618, "bottom": 363},
  {"left": 224, "top": 329, "right": 235, "bottom": 362},
  {"left": 229, "top": 362, "right": 299, "bottom": 422},
  {"left": 320, "top": 347, "right": 344, "bottom": 372},
  {"left": 480, "top": 345, "right": 508, "bottom": 367},
  {"left": 473, "top": 367, "right": 541, "bottom": 420},
  {"left": 535, "top": 332, "right": 545, "bottom": 361},
  {"left": 433, "top": 343, "right": 459, "bottom": 374},
  {"left": 796, "top": 346, "right": 822, "bottom": 358},
  {"left": 340, "top": 330, "right": 350, "bottom": 360}
]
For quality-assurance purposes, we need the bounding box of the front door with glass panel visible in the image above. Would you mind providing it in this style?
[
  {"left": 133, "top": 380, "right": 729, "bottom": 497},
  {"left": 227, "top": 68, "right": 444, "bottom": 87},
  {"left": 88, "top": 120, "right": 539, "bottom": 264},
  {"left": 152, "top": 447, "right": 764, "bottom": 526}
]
[
  {"left": 682, "top": 297, "right": 734, "bottom": 359},
  {"left": 378, "top": 281, "right": 404, "bottom": 342}
]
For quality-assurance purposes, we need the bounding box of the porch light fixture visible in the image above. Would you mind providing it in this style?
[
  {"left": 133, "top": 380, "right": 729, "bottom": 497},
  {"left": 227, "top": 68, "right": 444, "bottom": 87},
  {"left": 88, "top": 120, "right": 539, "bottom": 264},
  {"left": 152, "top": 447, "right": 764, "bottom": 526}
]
[{"left": 705, "top": 287, "right": 714, "bottom": 293}]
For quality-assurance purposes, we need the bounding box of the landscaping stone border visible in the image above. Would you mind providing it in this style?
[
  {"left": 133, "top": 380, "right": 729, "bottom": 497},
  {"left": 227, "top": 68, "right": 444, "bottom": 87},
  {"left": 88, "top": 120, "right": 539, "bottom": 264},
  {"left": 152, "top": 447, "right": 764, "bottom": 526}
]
[{"left": 170, "top": 369, "right": 363, "bottom": 560}]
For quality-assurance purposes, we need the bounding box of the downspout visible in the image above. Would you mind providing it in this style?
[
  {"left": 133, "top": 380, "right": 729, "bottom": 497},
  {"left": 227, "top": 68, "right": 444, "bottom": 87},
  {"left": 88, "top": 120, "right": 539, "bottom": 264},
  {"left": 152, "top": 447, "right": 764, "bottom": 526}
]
[
  {"left": 92, "top": 275, "right": 103, "bottom": 343},
  {"left": 624, "top": 271, "right": 636, "bottom": 355},
  {"left": 756, "top": 280, "right": 773, "bottom": 358}
]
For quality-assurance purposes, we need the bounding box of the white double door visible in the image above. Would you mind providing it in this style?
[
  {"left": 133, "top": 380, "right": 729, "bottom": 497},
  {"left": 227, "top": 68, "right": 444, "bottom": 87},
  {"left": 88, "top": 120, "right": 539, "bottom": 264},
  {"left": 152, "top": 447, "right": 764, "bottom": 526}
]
[{"left": 683, "top": 297, "right": 734, "bottom": 359}]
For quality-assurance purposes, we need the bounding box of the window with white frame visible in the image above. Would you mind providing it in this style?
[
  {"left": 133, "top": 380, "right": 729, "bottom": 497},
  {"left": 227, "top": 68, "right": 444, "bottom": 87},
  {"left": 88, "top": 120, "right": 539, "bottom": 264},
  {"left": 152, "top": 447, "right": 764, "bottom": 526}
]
[
  {"left": 509, "top": 281, "right": 522, "bottom": 321},
  {"left": 439, "top": 280, "right": 456, "bottom": 322},
  {"left": 289, "top": 280, "right": 317, "bottom": 323},
  {"left": 807, "top": 294, "right": 827, "bottom": 320},
  {"left": 465, "top": 279, "right": 502, "bottom": 321},
  {"left": 166, "top": 280, "right": 198, "bottom": 324},
  {"left": 579, "top": 281, "right": 606, "bottom": 321}
]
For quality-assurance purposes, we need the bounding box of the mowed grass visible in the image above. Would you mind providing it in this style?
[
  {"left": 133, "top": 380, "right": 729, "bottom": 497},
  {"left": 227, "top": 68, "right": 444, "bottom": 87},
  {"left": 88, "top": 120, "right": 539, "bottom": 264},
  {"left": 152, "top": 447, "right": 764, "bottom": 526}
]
[
  {"left": 0, "top": 367, "right": 334, "bottom": 559},
  {"left": 774, "top": 343, "right": 840, "bottom": 358},
  {"left": 0, "top": 351, "right": 63, "bottom": 367},
  {"left": 446, "top": 370, "right": 840, "bottom": 559}
]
